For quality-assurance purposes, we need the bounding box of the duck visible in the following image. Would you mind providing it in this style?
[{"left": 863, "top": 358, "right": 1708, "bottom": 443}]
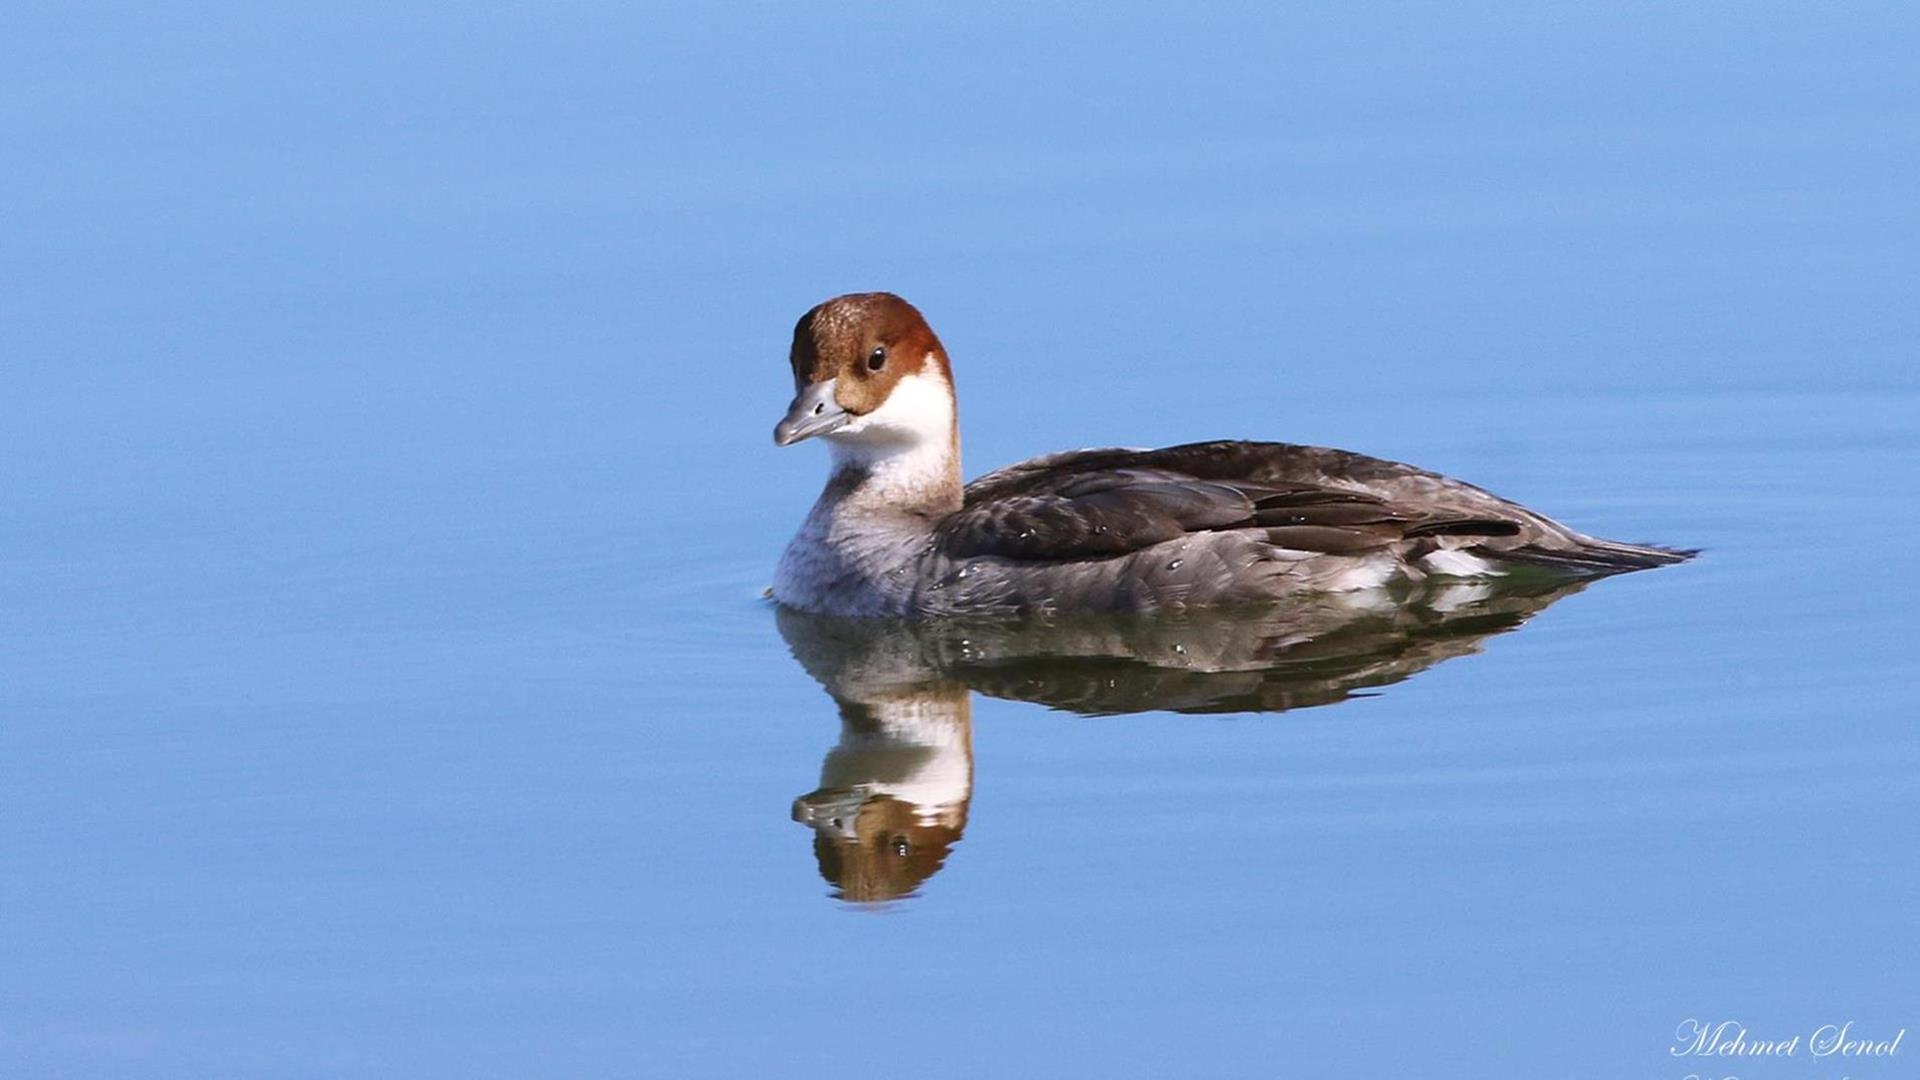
[{"left": 771, "top": 292, "right": 1692, "bottom": 618}]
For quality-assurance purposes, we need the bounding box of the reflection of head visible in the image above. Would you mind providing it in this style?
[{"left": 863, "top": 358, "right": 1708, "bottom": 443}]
[
  {"left": 802, "top": 794, "right": 969, "bottom": 903},
  {"left": 792, "top": 693, "right": 973, "bottom": 904}
]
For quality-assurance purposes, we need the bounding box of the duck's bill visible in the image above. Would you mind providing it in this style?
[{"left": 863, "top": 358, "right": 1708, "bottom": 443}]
[
  {"left": 791, "top": 785, "right": 868, "bottom": 838},
  {"left": 774, "top": 378, "right": 851, "bottom": 446}
]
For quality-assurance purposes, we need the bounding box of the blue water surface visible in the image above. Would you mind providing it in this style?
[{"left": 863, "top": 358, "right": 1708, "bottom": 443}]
[{"left": 4, "top": 4, "right": 1917, "bottom": 1077}]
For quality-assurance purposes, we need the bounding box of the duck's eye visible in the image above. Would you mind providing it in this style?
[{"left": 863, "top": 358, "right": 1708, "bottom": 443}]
[{"left": 867, "top": 346, "right": 887, "bottom": 371}]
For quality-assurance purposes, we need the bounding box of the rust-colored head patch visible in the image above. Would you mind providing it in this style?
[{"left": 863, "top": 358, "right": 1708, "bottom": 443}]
[
  {"left": 789, "top": 292, "right": 952, "bottom": 415},
  {"left": 809, "top": 793, "right": 968, "bottom": 903}
]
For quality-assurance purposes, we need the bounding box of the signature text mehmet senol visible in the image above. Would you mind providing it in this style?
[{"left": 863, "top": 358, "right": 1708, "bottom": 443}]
[{"left": 1672, "top": 1019, "right": 1905, "bottom": 1060}]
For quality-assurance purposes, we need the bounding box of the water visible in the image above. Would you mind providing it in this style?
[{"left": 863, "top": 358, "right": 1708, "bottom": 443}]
[{"left": 5, "top": 4, "right": 1917, "bottom": 1077}]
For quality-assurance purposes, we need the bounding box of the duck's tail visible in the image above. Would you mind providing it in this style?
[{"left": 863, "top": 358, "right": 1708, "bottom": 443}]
[{"left": 1500, "top": 534, "right": 1699, "bottom": 575}]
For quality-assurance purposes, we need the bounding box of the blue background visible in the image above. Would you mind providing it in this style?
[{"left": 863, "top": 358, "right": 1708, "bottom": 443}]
[{"left": 4, "top": 4, "right": 1916, "bottom": 1077}]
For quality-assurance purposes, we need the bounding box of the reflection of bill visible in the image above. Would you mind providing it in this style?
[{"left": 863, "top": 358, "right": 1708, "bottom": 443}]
[{"left": 780, "top": 575, "right": 1591, "bottom": 903}]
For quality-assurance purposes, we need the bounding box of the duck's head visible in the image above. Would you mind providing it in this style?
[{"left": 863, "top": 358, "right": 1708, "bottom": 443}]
[{"left": 773, "top": 292, "right": 956, "bottom": 451}]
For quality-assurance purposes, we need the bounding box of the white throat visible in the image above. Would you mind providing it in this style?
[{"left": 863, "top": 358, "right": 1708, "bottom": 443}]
[
  {"left": 821, "top": 693, "right": 972, "bottom": 824},
  {"left": 825, "top": 369, "right": 958, "bottom": 502}
]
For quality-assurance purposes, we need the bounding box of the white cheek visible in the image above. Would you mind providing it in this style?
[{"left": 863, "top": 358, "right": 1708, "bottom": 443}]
[{"left": 831, "top": 368, "right": 953, "bottom": 446}]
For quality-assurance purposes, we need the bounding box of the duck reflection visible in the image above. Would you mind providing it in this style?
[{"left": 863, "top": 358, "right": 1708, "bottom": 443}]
[{"left": 779, "top": 576, "right": 1590, "bottom": 903}]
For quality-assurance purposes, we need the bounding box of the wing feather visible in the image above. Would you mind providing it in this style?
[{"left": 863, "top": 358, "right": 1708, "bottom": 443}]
[{"left": 946, "top": 440, "right": 1688, "bottom": 573}]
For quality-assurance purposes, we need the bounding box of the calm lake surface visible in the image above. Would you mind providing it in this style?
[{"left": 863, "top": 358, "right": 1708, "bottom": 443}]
[{"left": 5, "top": 5, "right": 1916, "bottom": 1077}]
